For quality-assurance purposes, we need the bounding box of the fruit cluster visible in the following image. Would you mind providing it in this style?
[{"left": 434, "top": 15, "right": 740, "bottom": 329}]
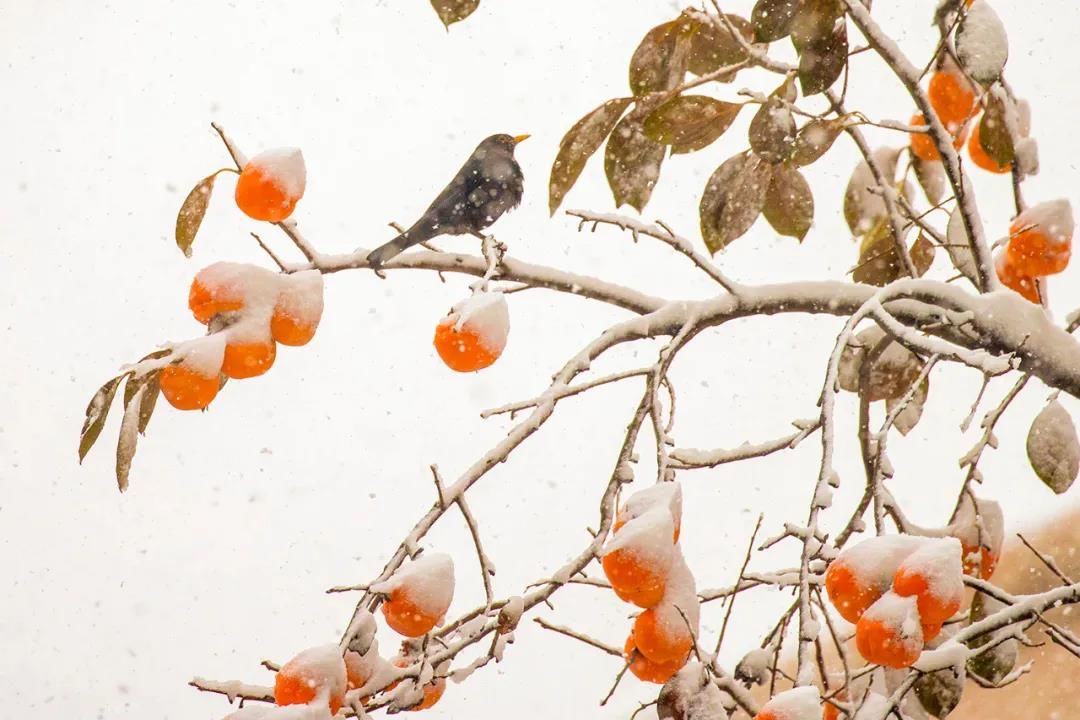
[
  {"left": 825, "top": 535, "right": 965, "bottom": 669},
  {"left": 601, "top": 483, "right": 701, "bottom": 684}
]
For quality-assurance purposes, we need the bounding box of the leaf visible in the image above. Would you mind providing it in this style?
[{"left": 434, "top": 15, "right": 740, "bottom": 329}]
[
  {"left": 687, "top": 13, "right": 755, "bottom": 78},
  {"left": 751, "top": 0, "right": 802, "bottom": 42},
  {"left": 749, "top": 97, "right": 797, "bottom": 163},
  {"left": 913, "top": 155, "right": 946, "bottom": 205},
  {"left": 1027, "top": 400, "right": 1080, "bottom": 494},
  {"left": 945, "top": 205, "right": 983, "bottom": 290},
  {"left": 605, "top": 115, "right": 667, "bottom": 213},
  {"left": 762, "top": 165, "right": 813, "bottom": 241},
  {"left": 914, "top": 665, "right": 965, "bottom": 718},
  {"left": 699, "top": 153, "right": 774, "bottom": 254},
  {"left": 853, "top": 226, "right": 934, "bottom": 286},
  {"left": 175, "top": 173, "right": 218, "bottom": 258},
  {"left": 838, "top": 326, "right": 922, "bottom": 401},
  {"left": 115, "top": 385, "right": 145, "bottom": 493},
  {"left": 956, "top": 0, "right": 1008, "bottom": 84},
  {"left": 643, "top": 96, "right": 742, "bottom": 154},
  {"left": 629, "top": 19, "right": 693, "bottom": 96},
  {"left": 967, "top": 635, "right": 1018, "bottom": 685},
  {"left": 430, "top": 0, "right": 479, "bottom": 28},
  {"left": 791, "top": 117, "right": 845, "bottom": 166},
  {"left": 791, "top": 7, "right": 847, "bottom": 96},
  {"left": 548, "top": 98, "right": 634, "bottom": 215},
  {"left": 843, "top": 147, "right": 899, "bottom": 235},
  {"left": 888, "top": 376, "right": 930, "bottom": 436},
  {"left": 79, "top": 375, "right": 126, "bottom": 463},
  {"left": 124, "top": 369, "right": 162, "bottom": 435},
  {"left": 979, "top": 90, "right": 1015, "bottom": 167}
]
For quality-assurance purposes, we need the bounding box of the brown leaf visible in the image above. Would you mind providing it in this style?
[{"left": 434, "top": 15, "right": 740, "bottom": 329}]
[
  {"left": 605, "top": 115, "right": 667, "bottom": 212},
  {"left": 176, "top": 173, "right": 218, "bottom": 258},
  {"left": 763, "top": 165, "right": 813, "bottom": 241},
  {"left": 979, "top": 91, "right": 1015, "bottom": 167},
  {"left": 751, "top": 0, "right": 803, "bottom": 42},
  {"left": 124, "top": 370, "right": 162, "bottom": 435},
  {"left": 116, "top": 385, "right": 145, "bottom": 493},
  {"left": 887, "top": 376, "right": 930, "bottom": 436},
  {"left": 791, "top": 117, "right": 845, "bottom": 166},
  {"left": 629, "top": 19, "right": 693, "bottom": 96},
  {"left": 643, "top": 95, "right": 742, "bottom": 154},
  {"left": 430, "top": 0, "right": 479, "bottom": 28},
  {"left": 699, "top": 153, "right": 773, "bottom": 254},
  {"left": 79, "top": 375, "right": 125, "bottom": 463},
  {"left": 687, "top": 13, "right": 755, "bottom": 77},
  {"left": 853, "top": 225, "right": 934, "bottom": 285},
  {"left": 912, "top": 155, "right": 946, "bottom": 205},
  {"left": 749, "top": 95, "right": 797, "bottom": 163},
  {"left": 838, "top": 326, "right": 922, "bottom": 401},
  {"left": 945, "top": 205, "right": 983, "bottom": 289},
  {"left": 792, "top": 5, "right": 847, "bottom": 96},
  {"left": 1027, "top": 400, "right": 1080, "bottom": 494},
  {"left": 843, "top": 147, "right": 899, "bottom": 234},
  {"left": 548, "top": 98, "right": 634, "bottom": 215}
]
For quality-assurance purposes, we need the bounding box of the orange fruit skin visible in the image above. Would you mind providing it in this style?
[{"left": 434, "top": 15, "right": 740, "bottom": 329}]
[
  {"left": 271, "top": 310, "right": 319, "bottom": 347},
  {"left": 433, "top": 319, "right": 500, "bottom": 372},
  {"left": 995, "top": 252, "right": 1041, "bottom": 304},
  {"left": 602, "top": 549, "right": 667, "bottom": 608},
  {"left": 910, "top": 114, "right": 966, "bottom": 162},
  {"left": 921, "top": 621, "right": 943, "bottom": 644},
  {"left": 189, "top": 276, "right": 245, "bottom": 325},
  {"left": 235, "top": 165, "right": 298, "bottom": 222},
  {"left": 854, "top": 616, "right": 921, "bottom": 669},
  {"left": 1007, "top": 226, "right": 1071, "bottom": 277},
  {"left": 624, "top": 636, "right": 683, "bottom": 684},
  {"left": 632, "top": 608, "right": 692, "bottom": 665},
  {"left": 389, "top": 657, "right": 445, "bottom": 711},
  {"left": 962, "top": 545, "right": 998, "bottom": 580},
  {"left": 892, "top": 567, "right": 962, "bottom": 625},
  {"left": 159, "top": 365, "right": 220, "bottom": 410},
  {"left": 274, "top": 671, "right": 344, "bottom": 715},
  {"left": 967, "top": 120, "right": 1011, "bottom": 174},
  {"left": 222, "top": 340, "right": 277, "bottom": 379},
  {"left": 382, "top": 591, "right": 439, "bottom": 637},
  {"left": 928, "top": 70, "right": 977, "bottom": 130},
  {"left": 824, "top": 560, "right": 884, "bottom": 624}
]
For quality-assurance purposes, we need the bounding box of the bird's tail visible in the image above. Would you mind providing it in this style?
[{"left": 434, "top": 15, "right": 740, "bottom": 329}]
[{"left": 366, "top": 222, "right": 436, "bottom": 267}]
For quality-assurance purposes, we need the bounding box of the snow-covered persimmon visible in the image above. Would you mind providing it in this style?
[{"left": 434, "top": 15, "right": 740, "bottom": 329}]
[
  {"left": 235, "top": 148, "right": 307, "bottom": 223},
  {"left": 273, "top": 645, "right": 347, "bottom": 715},
  {"left": 188, "top": 262, "right": 280, "bottom": 325},
  {"left": 432, "top": 291, "right": 510, "bottom": 372},
  {"left": 624, "top": 635, "right": 683, "bottom": 684},
  {"left": 949, "top": 495, "right": 1005, "bottom": 580},
  {"left": 928, "top": 68, "right": 977, "bottom": 132},
  {"left": 388, "top": 656, "right": 446, "bottom": 711},
  {"left": 271, "top": 270, "right": 324, "bottom": 347},
  {"left": 1006, "top": 199, "right": 1074, "bottom": 277},
  {"left": 995, "top": 251, "right": 1040, "bottom": 304},
  {"left": 632, "top": 601, "right": 694, "bottom": 665},
  {"left": 372, "top": 553, "right": 455, "bottom": 637},
  {"left": 855, "top": 592, "right": 924, "bottom": 668},
  {"left": 909, "top": 113, "right": 966, "bottom": 162},
  {"left": 158, "top": 334, "right": 226, "bottom": 411},
  {"left": 613, "top": 482, "right": 682, "bottom": 542},
  {"left": 892, "top": 537, "right": 965, "bottom": 625},
  {"left": 222, "top": 326, "right": 277, "bottom": 379},
  {"left": 824, "top": 534, "right": 924, "bottom": 624},
  {"left": 753, "top": 686, "right": 821, "bottom": 720},
  {"left": 601, "top": 509, "right": 676, "bottom": 608}
]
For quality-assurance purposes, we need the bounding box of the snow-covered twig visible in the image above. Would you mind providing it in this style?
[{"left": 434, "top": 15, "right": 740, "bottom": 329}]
[{"left": 533, "top": 617, "right": 622, "bottom": 657}]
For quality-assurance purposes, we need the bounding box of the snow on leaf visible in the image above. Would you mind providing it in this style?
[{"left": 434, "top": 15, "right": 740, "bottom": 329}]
[
  {"left": 115, "top": 385, "right": 145, "bottom": 492},
  {"left": 945, "top": 204, "right": 983, "bottom": 290},
  {"left": 758, "top": 685, "right": 821, "bottom": 720},
  {"left": 791, "top": 117, "right": 845, "bottom": 167},
  {"left": 686, "top": 13, "right": 754, "bottom": 78},
  {"left": 699, "top": 152, "right": 773, "bottom": 254},
  {"left": 429, "top": 0, "right": 480, "bottom": 28},
  {"left": 762, "top": 164, "right": 813, "bottom": 241},
  {"left": 605, "top": 114, "right": 667, "bottom": 212},
  {"left": 750, "top": 0, "right": 801, "bottom": 42},
  {"left": 643, "top": 95, "right": 742, "bottom": 155},
  {"left": 78, "top": 374, "right": 126, "bottom": 463},
  {"left": 749, "top": 93, "right": 797, "bottom": 163},
  {"left": 175, "top": 172, "right": 218, "bottom": 258},
  {"left": 628, "top": 19, "right": 692, "bottom": 97},
  {"left": 1026, "top": 399, "right": 1080, "bottom": 494},
  {"left": 548, "top": 97, "right": 634, "bottom": 215},
  {"left": 956, "top": 0, "right": 1008, "bottom": 84}
]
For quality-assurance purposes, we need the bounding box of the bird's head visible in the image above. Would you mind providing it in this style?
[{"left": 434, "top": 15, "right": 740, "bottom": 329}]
[{"left": 481, "top": 133, "right": 530, "bottom": 154}]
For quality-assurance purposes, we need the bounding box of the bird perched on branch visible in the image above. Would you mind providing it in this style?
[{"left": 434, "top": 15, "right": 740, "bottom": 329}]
[{"left": 366, "top": 133, "right": 529, "bottom": 267}]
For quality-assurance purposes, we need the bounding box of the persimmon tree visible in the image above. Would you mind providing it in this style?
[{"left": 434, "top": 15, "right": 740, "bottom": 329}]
[{"left": 79, "top": 2, "right": 1080, "bottom": 719}]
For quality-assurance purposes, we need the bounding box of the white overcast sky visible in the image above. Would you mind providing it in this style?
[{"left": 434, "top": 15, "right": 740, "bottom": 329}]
[{"left": 2, "top": 1, "right": 1079, "bottom": 718}]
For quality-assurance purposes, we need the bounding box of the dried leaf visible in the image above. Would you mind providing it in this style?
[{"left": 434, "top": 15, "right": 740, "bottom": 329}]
[
  {"left": 979, "top": 91, "right": 1015, "bottom": 167},
  {"left": 749, "top": 102, "right": 796, "bottom": 164},
  {"left": 430, "top": 0, "right": 479, "bottom": 28},
  {"left": 116, "top": 385, "right": 145, "bottom": 492},
  {"left": 176, "top": 173, "right": 218, "bottom": 258},
  {"left": 956, "top": 0, "right": 1008, "bottom": 84},
  {"left": 751, "top": 0, "right": 802, "bottom": 42},
  {"left": 549, "top": 98, "right": 634, "bottom": 215},
  {"left": 967, "top": 637, "right": 1018, "bottom": 685},
  {"left": 914, "top": 665, "right": 965, "bottom": 718},
  {"left": 838, "top": 326, "right": 922, "bottom": 401},
  {"left": 762, "top": 165, "right": 813, "bottom": 241},
  {"left": 913, "top": 156, "right": 946, "bottom": 205},
  {"left": 792, "top": 11, "right": 847, "bottom": 96},
  {"left": 629, "top": 19, "right": 692, "bottom": 96},
  {"left": 853, "top": 226, "right": 934, "bottom": 285},
  {"left": 605, "top": 115, "right": 667, "bottom": 212},
  {"left": 699, "top": 153, "right": 773, "bottom": 254},
  {"left": 643, "top": 95, "right": 742, "bottom": 154},
  {"left": 945, "top": 205, "right": 983, "bottom": 289},
  {"left": 79, "top": 375, "right": 125, "bottom": 463},
  {"left": 791, "top": 117, "right": 845, "bottom": 166},
  {"left": 124, "top": 370, "right": 162, "bottom": 435},
  {"left": 687, "top": 13, "right": 755, "bottom": 78},
  {"left": 1026, "top": 400, "right": 1080, "bottom": 494},
  {"left": 843, "top": 147, "right": 899, "bottom": 235},
  {"left": 888, "top": 377, "right": 930, "bottom": 436}
]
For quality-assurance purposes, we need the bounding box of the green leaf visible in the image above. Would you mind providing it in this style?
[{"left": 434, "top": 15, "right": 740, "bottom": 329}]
[
  {"left": 1027, "top": 400, "right": 1080, "bottom": 494},
  {"left": 748, "top": 85, "right": 797, "bottom": 163},
  {"left": 430, "top": 0, "right": 480, "bottom": 28},
  {"left": 79, "top": 375, "right": 126, "bottom": 463},
  {"left": 751, "top": 0, "right": 802, "bottom": 42},
  {"left": 629, "top": 19, "right": 693, "bottom": 97},
  {"left": 791, "top": 3, "right": 847, "bottom": 96},
  {"left": 979, "top": 91, "right": 1016, "bottom": 167},
  {"left": 853, "top": 226, "right": 934, "bottom": 286},
  {"left": 791, "top": 117, "right": 845, "bottom": 166},
  {"left": 643, "top": 96, "right": 742, "bottom": 154},
  {"left": 699, "top": 153, "right": 773, "bottom": 254},
  {"left": 176, "top": 173, "right": 218, "bottom": 258},
  {"left": 762, "top": 165, "right": 813, "bottom": 241},
  {"left": 605, "top": 115, "right": 667, "bottom": 213},
  {"left": 548, "top": 98, "right": 634, "bottom": 215},
  {"left": 687, "top": 13, "right": 755, "bottom": 78}
]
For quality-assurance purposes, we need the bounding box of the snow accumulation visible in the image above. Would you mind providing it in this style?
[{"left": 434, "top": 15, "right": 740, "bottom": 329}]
[
  {"left": 449, "top": 291, "right": 510, "bottom": 352},
  {"left": 249, "top": 147, "right": 307, "bottom": 200},
  {"left": 370, "top": 552, "right": 455, "bottom": 617}
]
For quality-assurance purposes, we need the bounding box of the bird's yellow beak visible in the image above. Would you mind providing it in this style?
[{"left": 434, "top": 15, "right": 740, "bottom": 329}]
[{"left": 512, "top": 134, "right": 531, "bottom": 145}]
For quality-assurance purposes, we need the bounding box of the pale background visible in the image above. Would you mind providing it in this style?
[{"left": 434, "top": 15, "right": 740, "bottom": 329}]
[{"left": 1, "top": 1, "right": 1078, "bottom": 718}]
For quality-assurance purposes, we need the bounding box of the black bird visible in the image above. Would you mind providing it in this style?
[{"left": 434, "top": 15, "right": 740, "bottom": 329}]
[{"left": 366, "top": 133, "right": 529, "bottom": 267}]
